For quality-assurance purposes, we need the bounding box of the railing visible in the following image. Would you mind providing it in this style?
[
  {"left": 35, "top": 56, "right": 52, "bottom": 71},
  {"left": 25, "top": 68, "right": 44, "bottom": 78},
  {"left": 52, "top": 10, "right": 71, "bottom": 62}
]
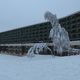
[
  {"left": 0, "top": 43, "right": 53, "bottom": 46},
  {"left": 0, "top": 41, "right": 80, "bottom": 46}
]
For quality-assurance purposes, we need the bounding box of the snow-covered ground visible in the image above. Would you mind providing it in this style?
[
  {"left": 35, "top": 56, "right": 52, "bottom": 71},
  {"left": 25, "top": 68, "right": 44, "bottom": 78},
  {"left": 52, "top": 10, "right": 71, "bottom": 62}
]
[{"left": 0, "top": 53, "right": 80, "bottom": 80}]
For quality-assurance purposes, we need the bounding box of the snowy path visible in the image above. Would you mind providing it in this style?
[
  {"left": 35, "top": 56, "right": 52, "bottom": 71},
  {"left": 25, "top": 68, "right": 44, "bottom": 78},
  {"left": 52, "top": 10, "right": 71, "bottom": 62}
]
[{"left": 0, "top": 54, "right": 80, "bottom": 80}]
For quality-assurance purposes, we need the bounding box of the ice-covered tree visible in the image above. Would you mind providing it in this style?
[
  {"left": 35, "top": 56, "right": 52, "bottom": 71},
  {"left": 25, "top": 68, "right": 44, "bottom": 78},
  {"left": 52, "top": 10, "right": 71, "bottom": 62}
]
[{"left": 44, "top": 11, "right": 70, "bottom": 55}]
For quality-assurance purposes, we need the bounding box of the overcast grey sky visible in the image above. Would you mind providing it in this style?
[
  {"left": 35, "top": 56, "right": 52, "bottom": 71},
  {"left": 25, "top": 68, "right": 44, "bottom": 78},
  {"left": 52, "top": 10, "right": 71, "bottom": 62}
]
[{"left": 0, "top": 0, "right": 80, "bottom": 32}]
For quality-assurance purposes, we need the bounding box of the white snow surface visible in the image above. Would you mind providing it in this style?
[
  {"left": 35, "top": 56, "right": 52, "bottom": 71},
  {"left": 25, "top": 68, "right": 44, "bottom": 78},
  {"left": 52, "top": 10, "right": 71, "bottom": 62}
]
[{"left": 0, "top": 54, "right": 80, "bottom": 80}]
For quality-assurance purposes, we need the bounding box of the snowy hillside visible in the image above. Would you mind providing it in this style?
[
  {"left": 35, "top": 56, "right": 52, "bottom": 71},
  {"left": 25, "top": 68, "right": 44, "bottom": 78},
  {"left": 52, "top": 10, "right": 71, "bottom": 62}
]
[{"left": 0, "top": 54, "right": 80, "bottom": 80}]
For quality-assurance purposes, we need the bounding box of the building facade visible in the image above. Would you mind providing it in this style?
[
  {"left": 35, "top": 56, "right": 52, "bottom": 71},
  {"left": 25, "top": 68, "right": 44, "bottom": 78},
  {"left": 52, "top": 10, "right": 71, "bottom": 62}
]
[
  {"left": 59, "top": 11, "right": 80, "bottom": 41},
  {"left": 0, "top": 11, "right": 80, "bottom": 44},
  {"left": 0, "top": 22, "right": 52, "bottom": 44}
]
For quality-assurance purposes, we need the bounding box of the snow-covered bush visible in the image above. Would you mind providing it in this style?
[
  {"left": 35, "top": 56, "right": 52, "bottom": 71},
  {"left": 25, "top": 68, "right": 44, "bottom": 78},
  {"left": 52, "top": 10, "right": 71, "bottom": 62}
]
[
  {"left": 27, "top": 43, "right": 53, "bottom": 57},
  {"left": 27, "top": 47, "right": 35, "bottom": 57}
]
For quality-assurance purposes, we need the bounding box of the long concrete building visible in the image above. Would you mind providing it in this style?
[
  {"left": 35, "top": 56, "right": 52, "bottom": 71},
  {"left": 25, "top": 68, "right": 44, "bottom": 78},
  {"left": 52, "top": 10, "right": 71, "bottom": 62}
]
[{"left": 0, "top": 11, "right": 80, "bottom": 55}]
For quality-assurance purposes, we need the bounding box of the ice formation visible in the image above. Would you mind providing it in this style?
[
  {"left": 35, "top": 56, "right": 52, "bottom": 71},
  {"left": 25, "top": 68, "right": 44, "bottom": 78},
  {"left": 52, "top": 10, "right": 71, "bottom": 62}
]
[
  {"left": 27, "top": 11, "right": 80, "bottom": 56},
  {"left": 44, "top": 11, "right": 71, "bottom": 55},
  {"left": 27, "top": 43, "right": 53, "bottom": 57}
]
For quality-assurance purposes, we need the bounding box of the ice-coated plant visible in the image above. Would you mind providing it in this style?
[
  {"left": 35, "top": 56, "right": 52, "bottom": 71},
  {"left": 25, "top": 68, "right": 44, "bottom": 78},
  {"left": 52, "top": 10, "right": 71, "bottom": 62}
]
[
  {"left": 27, "top": 43, "right": 53, "bottom": 57},
  {"left": 44, "top": 11, "right": 70, "bottom": 55}
]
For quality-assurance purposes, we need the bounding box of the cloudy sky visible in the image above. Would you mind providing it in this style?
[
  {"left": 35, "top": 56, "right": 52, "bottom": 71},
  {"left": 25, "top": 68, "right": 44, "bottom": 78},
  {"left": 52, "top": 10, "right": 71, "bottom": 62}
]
[{"left": 0, "top": 0, "right": 80, "bottom": 32}]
